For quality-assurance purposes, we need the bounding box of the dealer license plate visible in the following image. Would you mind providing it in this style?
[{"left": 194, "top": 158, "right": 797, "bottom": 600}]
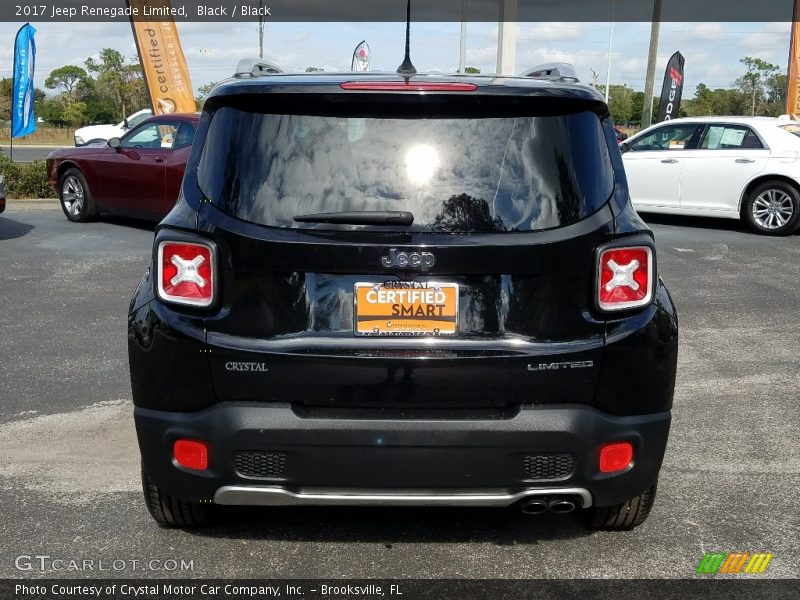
[{"left": 354, "top": 282, "right": 459, "bottom": 336}]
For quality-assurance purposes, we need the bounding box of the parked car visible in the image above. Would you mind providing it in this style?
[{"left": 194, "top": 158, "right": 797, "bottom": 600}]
[
  {"left": 73, "top": 108, "right": 152, "bottom": 147},
  {"left": 47, "top": 113, "right": 198, "bottom": 222},
  {"left": 129, "top": 60, "right": 678, "bottom": 530},
  {"left": 613, "top": 125, "right": 629, "bottom": 143},
  {"left": 621, "top": 116, "right": 800, "bottom": 235},
  {"left": 0, "top": 174, "right": 5, "bottom": 215}
]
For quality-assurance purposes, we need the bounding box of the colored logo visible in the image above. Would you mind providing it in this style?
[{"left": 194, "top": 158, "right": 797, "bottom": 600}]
[
  {"left": 696, "top": 552, "right": 773, "bottom": 575},
  {"left": 669, "top": 66, "right": 684, "bottom": 85}
]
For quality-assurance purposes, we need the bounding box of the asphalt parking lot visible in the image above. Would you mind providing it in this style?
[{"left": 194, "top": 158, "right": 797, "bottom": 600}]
[{"left": 0, "top": 201, "right": 798, "bottom": 579}]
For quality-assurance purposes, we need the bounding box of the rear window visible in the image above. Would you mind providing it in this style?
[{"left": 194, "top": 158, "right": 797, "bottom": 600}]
[{"left": 198, "top": 105, "right": 614, "bottom": 232}]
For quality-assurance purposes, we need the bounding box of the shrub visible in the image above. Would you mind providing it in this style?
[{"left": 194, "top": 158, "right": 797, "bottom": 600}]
[{"left": 0, "top": 154, "right": 56, "bottom": 198}]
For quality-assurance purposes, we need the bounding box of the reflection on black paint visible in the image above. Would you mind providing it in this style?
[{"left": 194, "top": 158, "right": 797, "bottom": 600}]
[
  {"left": 432, "top": 193, "right": 506, "bottom": 233},
  {"left": 463, "top": 275, "right": 503, "bottom": 334},
  {"left": 554, "top": 151, "right": 581, "bottom": 226}
]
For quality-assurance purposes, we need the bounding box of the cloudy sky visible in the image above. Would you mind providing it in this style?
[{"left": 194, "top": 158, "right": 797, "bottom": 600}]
[{"left": 0, "top": 20, "right": 791, "bottom": 96}]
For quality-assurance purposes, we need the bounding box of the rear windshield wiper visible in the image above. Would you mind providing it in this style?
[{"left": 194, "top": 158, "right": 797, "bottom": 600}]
[{"left": 293, "top": 210, "right": 414, "bottom": 226}]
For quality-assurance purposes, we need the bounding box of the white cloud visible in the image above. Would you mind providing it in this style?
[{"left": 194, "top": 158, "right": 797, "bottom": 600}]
[
  {"left": 465, "top": 46, "right": 497, "bottom": 66},
  {"left": 517, "top": 23, "right": 585, "bottom": 42},
  {"left": 688, "top": 22, "right": 727, "bottom": 41},
  {"left": 614, "top": 57, "right": 647, "bottom": 77},
  {"left": 485, "top": 22, "right": 585, "bottom": 42},
  {"left": 741, "top": 22, "right": 791, "bottom": 55}
]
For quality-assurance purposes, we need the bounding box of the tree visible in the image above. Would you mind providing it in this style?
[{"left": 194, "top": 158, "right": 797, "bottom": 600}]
[
  {"left": 85, "top": 48, "right": 149, "bottom": 120},
  {"left": 686, "top": 83, "right": 714, "bottom": 115},
  {"left": 432, "top": 193, "right": 505, "bottom": 233},
  {"left": 45, "top": 65, "right": 89, "bottom": 99},
  {"left": 0, "top": 78, "right": 45, "bottom": 123},
  {"left": 606, "top": 84, "right": 634, "bottom": 123},
  {"left": 0, "top": 77, "right": 13, "bottom": 122},
  {"left": 43, "top": 65, "right": 94, "bottom": 128},
  {"left": 197, "top": 81, "right": 218, "bottom": 97},
  {"left": 766, "top": 72, "right": 787, "bottom": 115},
  {"left": 735, "top": 57, "right": 779, "bottom": 116},
  {"left": 195, "top": 81, "right": 219, "bottom": 109},
  {"left": 38, "top": 96, "right": 68, "bottom": 126},
  {"left": 464, "top": 66, "right": 481, "bottom": 74},
  {"left": 590, "top": 68, "right": 600, "bottom": 89},
  {"left": 683, "top": 83, "right": 745, "bottom": 116},
  {"left": 305, "top": 67, "right": 324, "bottom": 72},
  {"left": 83, "top": 97, "right": 116, "bottom": 125},
  {"left": 61, "top": 100, "right": 88, "bottom": 127},
  {"left": 630, "top": 91, "right": 644, "bottom": 124}
]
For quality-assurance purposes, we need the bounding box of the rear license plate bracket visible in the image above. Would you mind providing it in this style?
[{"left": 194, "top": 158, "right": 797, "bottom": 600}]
[{"left": 354, "top": 282, "right": 458, "bottom": 336}]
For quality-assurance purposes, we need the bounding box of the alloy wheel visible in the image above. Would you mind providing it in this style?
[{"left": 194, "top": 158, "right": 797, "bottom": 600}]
[
  {"left": 752, "top": 189, "right": 794, "bottom": 230},
  {"left": 61, "top": 176, "right": 85, "bottom": 217}
]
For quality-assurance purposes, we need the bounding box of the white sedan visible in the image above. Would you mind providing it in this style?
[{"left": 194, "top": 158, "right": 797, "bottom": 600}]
[
  {"left": 73, "top": 109, "right": 152, "bottom": 147},
  {"left": 620, "top": 116, "right": 800, "bottom": 235}
]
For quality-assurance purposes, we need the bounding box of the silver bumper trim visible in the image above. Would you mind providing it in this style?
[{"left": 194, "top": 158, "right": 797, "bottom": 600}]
[{"left": 213, "top": 486, "right": 593, "bottom": 508}]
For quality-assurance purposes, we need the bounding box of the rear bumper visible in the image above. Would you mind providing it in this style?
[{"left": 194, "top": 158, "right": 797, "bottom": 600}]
[{"left": 135, "top": 402, "right": 670, "bottom": 508}]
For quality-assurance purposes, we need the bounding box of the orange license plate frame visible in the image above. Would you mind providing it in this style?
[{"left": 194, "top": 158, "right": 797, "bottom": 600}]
[{"left": 354, "top": 282, "right": 459, "bottom": 336}]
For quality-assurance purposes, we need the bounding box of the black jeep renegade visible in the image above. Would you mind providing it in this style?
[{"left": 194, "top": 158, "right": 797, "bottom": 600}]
[{"left": 128, "top": 61, "right": 678, "bottom": 529}]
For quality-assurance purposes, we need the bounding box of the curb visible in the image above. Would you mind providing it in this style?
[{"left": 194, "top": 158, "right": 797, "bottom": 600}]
[
  {"left": 8, "top": 198, "right": 59, "bottom": 204},
  {"left": 6, "top": 198, "right": 60, "bottom": 210}
]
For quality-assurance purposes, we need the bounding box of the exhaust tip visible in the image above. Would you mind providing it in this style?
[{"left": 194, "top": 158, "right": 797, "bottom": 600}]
[
  {"left": 520, "top": 498, "right": 549, "bottom": 515},
  {"left": 548, "top": 498, "right": 576, "bottom": 514}
]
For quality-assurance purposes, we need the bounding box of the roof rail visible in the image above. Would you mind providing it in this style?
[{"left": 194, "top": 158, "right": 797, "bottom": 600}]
[
  {"left": 234, "top": 58, "right": 283, "bottom": 78},
  {"left": 519, "top": 62, "right": 579, "bottom": 83}
]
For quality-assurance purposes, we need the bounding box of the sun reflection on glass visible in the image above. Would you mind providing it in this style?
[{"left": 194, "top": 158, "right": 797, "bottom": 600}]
[{"left": 405, "top": 144, "right": 440, "bottom": 185}]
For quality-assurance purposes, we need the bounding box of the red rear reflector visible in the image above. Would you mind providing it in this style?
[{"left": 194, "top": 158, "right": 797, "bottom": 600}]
[
  {"left": 157, "top": 241, "right": 215, "bottom": 307},
  {"left": 597, "top": 246, "right": 653, "bottom": 311},
  {"left": 599, "top": 442, "right": 634, "bottom": 473},
  {"left": 173, "top": 439, "right": 208, "bottom": 471},
  {"left": 340, "top": 81, "right": 478, "bottom": 92}
]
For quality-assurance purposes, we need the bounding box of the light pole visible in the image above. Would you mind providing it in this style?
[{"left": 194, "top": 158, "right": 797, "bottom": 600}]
[
  {"left": 641, "top": 0, "right": 663, "bottom": 128},
  {"left": 604, "top": 0, "right": 614, "bottom": 103},
  {"left": 258, "top": 0, "right": 264, "bottom": 59},
  {"left": 458, "top": 0, "right": 467, "bottom": 73},
  {"left": 496, "top": 0, "right": 517, "bottom": 75}
]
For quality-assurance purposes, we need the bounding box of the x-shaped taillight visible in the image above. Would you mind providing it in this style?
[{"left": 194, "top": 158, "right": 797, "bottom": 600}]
[
  {"left": 598, "top": 246, "right": 653, "bottom": 311},
  {"left": 157, "top": 241, "right": 215, "bottom": 307}
]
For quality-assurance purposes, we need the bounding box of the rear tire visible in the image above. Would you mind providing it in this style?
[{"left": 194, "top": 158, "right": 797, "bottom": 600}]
[
  {"left": 742, "top": 181, "right": 800, "bottom": 236},
  {"left": 141, "top": 464, "right": 212, "bottom": 527},
  {"left": 58, "top": 168, "right": 97, "bottom": 223},
  {"left": 584, "top": 481, "right": 657, "bottom": 530}
]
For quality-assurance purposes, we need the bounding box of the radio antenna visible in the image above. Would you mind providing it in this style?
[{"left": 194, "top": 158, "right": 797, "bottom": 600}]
[{"left": 396, "top": 0, "right": 417, "bottom": 76}]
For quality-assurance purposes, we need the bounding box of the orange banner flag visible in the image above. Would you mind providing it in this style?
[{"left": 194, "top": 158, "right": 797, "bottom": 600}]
[
  {"left": 128, "top": 0, "right": 195, "bottom": 114},
  {"left": 787, "top": 1, "right": 800, "bottom": 116}
]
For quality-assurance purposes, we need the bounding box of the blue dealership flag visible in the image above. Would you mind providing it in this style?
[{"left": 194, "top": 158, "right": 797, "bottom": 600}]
[{"left": 11, "top": 23, "right": 37, "bottom": 139}]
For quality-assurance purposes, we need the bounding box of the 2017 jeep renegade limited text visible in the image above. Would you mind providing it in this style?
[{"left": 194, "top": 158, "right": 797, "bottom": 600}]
[{"left": 129, "top": 63, "right": 678, "bottom": 530}]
